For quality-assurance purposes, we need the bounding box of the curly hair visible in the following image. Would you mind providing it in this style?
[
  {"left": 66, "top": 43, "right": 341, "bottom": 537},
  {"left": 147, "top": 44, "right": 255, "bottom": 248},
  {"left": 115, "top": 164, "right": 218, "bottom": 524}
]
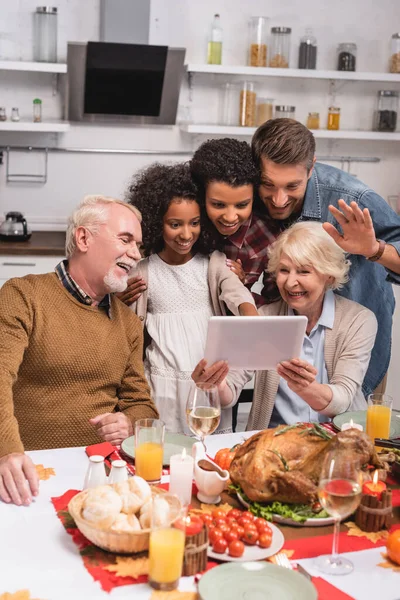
[{"left": 125, "top": 162, "right": 216, "bottom": 256}]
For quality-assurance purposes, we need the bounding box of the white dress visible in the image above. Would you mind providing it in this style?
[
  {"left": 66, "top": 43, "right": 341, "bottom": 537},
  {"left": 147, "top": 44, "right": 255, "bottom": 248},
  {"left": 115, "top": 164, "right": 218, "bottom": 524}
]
[{"left": 144, "top": 253, "right": 231, "bottom": 435}]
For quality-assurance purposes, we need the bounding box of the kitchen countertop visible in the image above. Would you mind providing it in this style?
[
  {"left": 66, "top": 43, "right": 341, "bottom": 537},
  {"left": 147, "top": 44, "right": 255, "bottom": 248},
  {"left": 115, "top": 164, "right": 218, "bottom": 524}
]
[{"left": 0, "top": 231, "right": 66, "bottom": 256}]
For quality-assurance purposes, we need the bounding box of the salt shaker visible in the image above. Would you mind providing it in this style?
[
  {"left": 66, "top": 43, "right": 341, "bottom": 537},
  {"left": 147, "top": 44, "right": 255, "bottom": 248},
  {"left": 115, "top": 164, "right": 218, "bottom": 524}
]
[
  {"left": 108, "top": 459, "right": 128, "bottom": 484},
  {"left": 83, "top": 455, "right": 107, "bottom": 489}
]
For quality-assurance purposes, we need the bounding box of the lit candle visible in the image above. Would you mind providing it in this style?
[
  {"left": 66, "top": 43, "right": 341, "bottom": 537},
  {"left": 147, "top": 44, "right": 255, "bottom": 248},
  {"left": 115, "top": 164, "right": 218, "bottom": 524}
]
[
  {"left": 169, "top": 448, "right": 194, "bottom": 506},
  {"left": 341, "top": 418, "right": 363, "bottom": 432},
  {"left": 175, "top": 513, "right": 203, "bottom": 536},
  {"left": 362, "top": 469, "right": 387, "bottom": 501}
]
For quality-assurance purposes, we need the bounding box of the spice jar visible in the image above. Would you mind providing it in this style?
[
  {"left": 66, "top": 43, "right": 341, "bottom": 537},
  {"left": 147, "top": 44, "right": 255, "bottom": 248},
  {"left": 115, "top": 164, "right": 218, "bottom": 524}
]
[
  {"left": 33, "top": 98, "right": 42, "bottom": 123},
  {"left": 0, "top": 107, "right": 6, "bottom": 122},
  {"left": 298, "top": 28, "right": 317, "bottom": 69},
  {"left": 375, "top": 91, "right": 398, "bottom": 132},
  {"left": 389, "top": 33, "right": 400, "bottom": 73},
  {"left": 239, "top": 81, "right": 256, "bottom": 127},
  {"left": 219, "top": 82, "right": 240, "bottom": 125},
  {"left": 327, "top": 106, "right": 340, "bottom": 130},
  {"left": 11, "top": 107, "right": 20, "bottom": 122},
  {"left": 275, "top": 105, "right": 296, "bottom": 120},
  {"left": 337, "top": 43, "right": 356, "bottom": 71},
  {"left": 269, "top": 27, "right": 291, "bottom": 68},
  {"left": 256, "top": 98, "right": 274, "bottom": 126},
  {"left": 248, "top": 17, "right": 268, "bottom": 67},
  {"left": 33, "top": 6, "right": 58, "bottom": 62},
  {"left": 306, "top": 112, "right": 320, "bottom": 129}
]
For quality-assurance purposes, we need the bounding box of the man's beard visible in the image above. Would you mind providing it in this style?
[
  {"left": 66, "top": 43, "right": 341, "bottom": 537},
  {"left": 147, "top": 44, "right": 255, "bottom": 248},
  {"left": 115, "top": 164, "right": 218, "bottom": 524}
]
[{"left": 103, "top": 262, "right": 137, "bottom": 293}]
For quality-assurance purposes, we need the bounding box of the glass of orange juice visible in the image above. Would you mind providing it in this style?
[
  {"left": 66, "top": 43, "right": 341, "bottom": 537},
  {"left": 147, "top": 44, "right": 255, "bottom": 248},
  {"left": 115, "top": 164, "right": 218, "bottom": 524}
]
[
  {"left": 149, "top": 494, "right": 186, "bottom": 591},
  {"left": 134, "top": 419, "right": 165, "bottom": 484},
  {"left": 366, "top": 393, "right": 393, "bottom": 442}
]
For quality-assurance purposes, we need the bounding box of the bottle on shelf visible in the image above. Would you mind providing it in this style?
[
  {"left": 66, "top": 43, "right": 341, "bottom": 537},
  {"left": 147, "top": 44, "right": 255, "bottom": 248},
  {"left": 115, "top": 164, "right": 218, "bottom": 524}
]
[
  {"left": 256, "top": 97, "right": 274, "bottom": 126},
  {"left": 389, "top": 33, "right": 400, "bottom": 73},
  {"left": 275, "top": 105, "right": 296, "bottom": 120},
  {"left": 269, "top": 27, "right": 291, "bottom": 68},
  {"left": 374, "top": 90, "right": 398, "bottom": 132},
  {"left": 306, "top": 112, "right": 320, "bottom": 129},
  {"left": 248, "top": 16, "right": 268, "bottom": 67},
  {"left": 239, "top": 81, "right": 257, "bottom": 126},
  {"left": 33, "top": 6, "right": 58, "bottom": 63},
  {"left": 298, "top": 28, "right": 317, "bottom": 69},
  {"left": 337, "top": 43, "right": 357, "bottom": 71},
  {"left": 11, "top": 107, "right": 20, "bottom": 122},
  {"left": 33, "top": 98, "right": 42, "bottom": 123},
  {"left": 207, "top": 14, "right": 223, "bottom": 65},
  {"left": 0, "top": 107, "right": 6, "bottom": 122},
  {"left": 327, "top": 106, "right": 341, "bottom": 130}
]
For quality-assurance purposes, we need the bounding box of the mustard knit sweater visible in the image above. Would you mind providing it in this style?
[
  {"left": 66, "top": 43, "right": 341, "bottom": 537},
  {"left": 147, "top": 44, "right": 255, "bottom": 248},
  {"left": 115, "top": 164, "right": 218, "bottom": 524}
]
[{"left": 0, "top": 273, "right": 158, "bottom": 457}]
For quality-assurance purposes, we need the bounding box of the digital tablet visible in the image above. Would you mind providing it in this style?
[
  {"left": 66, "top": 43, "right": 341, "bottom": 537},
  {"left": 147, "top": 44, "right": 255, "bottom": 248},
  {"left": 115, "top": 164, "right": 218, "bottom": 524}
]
[{"left": 204, "top": 316, "right": 308, "bottom": 370}]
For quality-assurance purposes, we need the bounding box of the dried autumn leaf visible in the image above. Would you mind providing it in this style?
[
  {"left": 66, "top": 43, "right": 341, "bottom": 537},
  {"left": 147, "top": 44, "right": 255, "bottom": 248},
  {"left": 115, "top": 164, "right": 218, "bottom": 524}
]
[
  {"left": 377, "top": 552, "right": 400, "bottom": 572},
  {"left": 198, "top": 503, "right": 232, "bottom": 514},
  {"left": 35, "top": 464, "right": 56, "bottom": 481},
  {"left": 103, "top": 556, "right": 149, "bottom": 579},
  {"left": 0, "top": 592, "right": 44, "bottom": 600},
  {"left": 150, "top": 591, "right": 198, "bottom": 600},
  {"left": 344, "top": 521, "right": 389, "bottom": 544}
]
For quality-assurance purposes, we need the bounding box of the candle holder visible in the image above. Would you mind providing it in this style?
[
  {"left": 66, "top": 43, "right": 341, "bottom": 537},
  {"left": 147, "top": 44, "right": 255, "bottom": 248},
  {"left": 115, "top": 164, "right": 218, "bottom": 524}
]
[
  {"left": 355, "top": 489, "right": 392, "bottom": 532},
  {"left": 182, "top": 523, "right": 209, "bottom": 576}
]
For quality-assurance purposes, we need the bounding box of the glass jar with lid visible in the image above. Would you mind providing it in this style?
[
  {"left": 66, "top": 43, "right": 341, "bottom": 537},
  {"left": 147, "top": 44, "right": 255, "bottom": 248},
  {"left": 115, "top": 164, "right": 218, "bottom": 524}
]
[
  {"left": 219, "top": 82, "right": 240, "bottom": 125},
  {"left": 389, "top": 33, "right": 400, "bottom": 73},
  {"left": 298, "top": 28, "right": 317, "bottom": 69},
  {"left": 256, "top": 98, "right": 274, "bottom": 126},
  {"left": 275, "top": 105, "right": 295, "bottom": 120},
  {"left": 11, "top": 107, "right": 20, "bottom": 122},
  {"left": 374, "top": 90, "right": 398, "bottom": 132},
  {"left": 337, "top": 43, "right": 356, "bottom": 71},
  {"left": 327, "top": 106, "right": 340, "bottom": 130},
  {"left": 0, "top": 107, "right": 6, "bottom": 122},
  {"left": 248, "top": 17, "right": 268, "bottom": 67},
  {"left": 269, "top": 27, "right": 291, "bottom": 68},
  {"left": 306, "top": 112, "right": 320, "bottom": 130},
  {"left": 239, "top": 81, "right": 257, "bottom": 126},
  {"left": 33, "top": 6, "right": 58, "bottom": 62}
]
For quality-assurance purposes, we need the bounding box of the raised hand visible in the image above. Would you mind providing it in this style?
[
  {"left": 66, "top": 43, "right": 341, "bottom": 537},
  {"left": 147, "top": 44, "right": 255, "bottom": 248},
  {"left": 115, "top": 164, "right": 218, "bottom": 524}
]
[{"left": 323, "top": 199, "right": 379, "bottom": 258}]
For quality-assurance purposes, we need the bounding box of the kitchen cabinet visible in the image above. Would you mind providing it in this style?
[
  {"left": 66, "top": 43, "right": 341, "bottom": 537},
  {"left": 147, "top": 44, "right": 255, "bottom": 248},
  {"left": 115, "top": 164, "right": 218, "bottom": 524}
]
[{"left": 0, "top": 255, "right": 62, "bottom": 286}]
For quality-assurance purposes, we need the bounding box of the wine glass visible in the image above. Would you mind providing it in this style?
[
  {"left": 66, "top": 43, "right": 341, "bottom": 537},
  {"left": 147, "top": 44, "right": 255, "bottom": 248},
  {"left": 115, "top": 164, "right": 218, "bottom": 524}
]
[
  {"left": 314, "top": 448, "right": 363, "bottom": 575},
  {"left": 186, "top": 382, "right": 221, "bottom": 451}
]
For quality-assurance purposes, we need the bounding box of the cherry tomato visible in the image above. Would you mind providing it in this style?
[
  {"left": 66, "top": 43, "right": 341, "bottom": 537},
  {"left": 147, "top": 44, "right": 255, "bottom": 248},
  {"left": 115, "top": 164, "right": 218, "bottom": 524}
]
[
  {"left": 237, "top": 516, "right": 252, "bottom": 528},
  {"left": 244, "top": 522, "right": 257, "bottom": 533},
  {"left": 212, "top": 537, "right": 228, "bottom": 554},
  {"left": 217, "top": 523, "right": 230, "bottom": 535},
  {"left": 214, "top": 517, "right": 227, "bottom": 528},
  {"left": 228, "top": 520, "right": 240, "bottom": 531},
  {"left": 228, "top": 539, "right": 245, "bottom": 558},
  {"left": 242, "top": 529, "right": 259, "bottom": 545},
  {"left": 236, "top": 525, "right": 245, "bottom": 539},
  {"left": 224, "top": 529, "right": 239, "bottom": 543},
  {"left": 254, "top": 518, "right": 271, "bottom": 533},
  {"left": 200, "top": 513, "right": 213, "bottom": 527},
  {"left": 227, "top": 509, "right": 242, "bottom": 520},
  {"left": 212, "top": 509, "right": 227, "bottom": 520},
  {"left": 208, "top": 528, "right": 224, "bottom": 544},
  {"left": 226, "top": 517, "right": 238, "bottom": 528},
  {"left": 258, "top": 531, "right": 272, "bottom": 548},
  {"left": 241, "top": 511, "right": 254, "bottom": 521}
]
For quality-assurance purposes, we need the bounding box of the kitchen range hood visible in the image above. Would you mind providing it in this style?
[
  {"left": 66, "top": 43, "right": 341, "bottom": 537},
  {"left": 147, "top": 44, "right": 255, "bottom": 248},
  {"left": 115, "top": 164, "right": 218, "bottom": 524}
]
[{"left": 65, "top": 1, "right": 185, "bottom": 125}]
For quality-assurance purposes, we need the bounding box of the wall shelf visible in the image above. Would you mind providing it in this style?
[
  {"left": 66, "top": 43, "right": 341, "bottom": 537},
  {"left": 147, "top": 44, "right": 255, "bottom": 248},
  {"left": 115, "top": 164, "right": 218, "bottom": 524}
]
[
  {"left": 180, "top": 124, "right": 400, "bottom": 141},
  {"left": 0, "top": 121, "right": 70, "bottom": 133},
  {"left": 186, "top": 64, "right": 400, "bottom": 83},
  {"left": 0, "top": 60, "right": 67, "bottom": 74}
]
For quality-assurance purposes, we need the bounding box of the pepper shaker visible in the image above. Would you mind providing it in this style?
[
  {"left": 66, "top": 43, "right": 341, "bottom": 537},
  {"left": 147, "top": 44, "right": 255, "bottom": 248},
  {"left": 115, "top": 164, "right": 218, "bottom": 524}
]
[
  {"left": 108, "top": 459, "right": 128, "bottom": 484},
  {"left": 83, "top": 455, "right": 107, "bottom": 489}
]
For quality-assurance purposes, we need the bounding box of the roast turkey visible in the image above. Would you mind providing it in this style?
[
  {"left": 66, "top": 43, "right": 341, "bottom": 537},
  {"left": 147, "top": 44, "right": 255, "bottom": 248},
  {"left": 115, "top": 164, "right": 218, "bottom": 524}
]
[{"left": 229, "top": 424, "right": 385, "bottom": 504}]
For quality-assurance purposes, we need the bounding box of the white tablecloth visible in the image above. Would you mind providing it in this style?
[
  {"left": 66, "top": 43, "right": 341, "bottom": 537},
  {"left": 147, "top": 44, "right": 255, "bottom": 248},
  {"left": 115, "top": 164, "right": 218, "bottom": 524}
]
[{"left": 0, "top": 431, "right": 255, "bottom": 599}]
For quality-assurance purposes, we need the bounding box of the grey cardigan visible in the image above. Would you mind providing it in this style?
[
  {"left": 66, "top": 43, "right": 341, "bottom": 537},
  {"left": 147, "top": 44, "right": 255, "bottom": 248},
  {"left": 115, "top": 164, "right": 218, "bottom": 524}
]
[
  {"left": 132, "top": 251, "right": 256, "bottom": 418},
  {"left": 246, "top": 294, "right": 378, "bottom": 431}
]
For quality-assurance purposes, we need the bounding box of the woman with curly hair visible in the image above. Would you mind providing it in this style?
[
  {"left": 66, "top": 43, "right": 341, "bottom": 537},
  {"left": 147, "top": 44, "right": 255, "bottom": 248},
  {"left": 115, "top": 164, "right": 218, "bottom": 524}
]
[
  {"left": 190, "top": 138, "right": 277, "bottom": 306},
  {"left": 123, "top": 162, "right": 257, "bottom": 434}
]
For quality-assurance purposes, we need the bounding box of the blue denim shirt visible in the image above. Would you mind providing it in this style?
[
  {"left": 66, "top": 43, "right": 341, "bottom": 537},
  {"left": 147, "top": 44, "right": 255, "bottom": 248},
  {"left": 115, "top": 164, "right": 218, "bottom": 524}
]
[{"left": 300, "top": 163, "right": 400, "bottom": 394}]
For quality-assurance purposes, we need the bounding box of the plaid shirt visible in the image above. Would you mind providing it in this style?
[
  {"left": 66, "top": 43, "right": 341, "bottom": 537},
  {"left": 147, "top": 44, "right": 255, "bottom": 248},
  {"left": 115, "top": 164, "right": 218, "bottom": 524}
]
[
  {"left": 223, "top": 213, "right": 280, "bottom": 307},
  {"left": 55, "top": 260, "right": 112, "bottom": 318}
]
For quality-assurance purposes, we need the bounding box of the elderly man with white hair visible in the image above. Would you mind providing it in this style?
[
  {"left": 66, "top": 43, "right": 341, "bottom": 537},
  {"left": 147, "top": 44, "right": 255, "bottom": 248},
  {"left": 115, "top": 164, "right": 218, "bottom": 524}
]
[{"left": 0, "top": 195, "right": 158, "bottom": 507}]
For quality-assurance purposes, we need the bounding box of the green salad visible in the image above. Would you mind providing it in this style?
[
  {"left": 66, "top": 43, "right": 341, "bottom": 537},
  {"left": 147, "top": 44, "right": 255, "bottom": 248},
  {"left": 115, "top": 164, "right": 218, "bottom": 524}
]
[{"left": 229, "top": 482, "right": 330, "bottom": 523}]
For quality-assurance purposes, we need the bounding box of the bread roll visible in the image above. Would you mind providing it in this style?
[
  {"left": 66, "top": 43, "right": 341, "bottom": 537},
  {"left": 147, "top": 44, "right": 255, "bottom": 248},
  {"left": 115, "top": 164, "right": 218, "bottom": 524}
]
[
  {"left": 82, "top": 485, "right": 122, "bottom": 529},
  {"left": 115, "top": 476, "right": 151, "bottom": 514},
  {"left": 110, "top": 513, "right": 141, "bottom": 533}
]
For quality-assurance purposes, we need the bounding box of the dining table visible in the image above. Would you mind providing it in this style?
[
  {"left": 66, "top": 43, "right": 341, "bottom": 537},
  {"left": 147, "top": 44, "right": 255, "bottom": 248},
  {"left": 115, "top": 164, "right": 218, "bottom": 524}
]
[{"left": 0, "top": 430, "right": 399, "bottom": 600}]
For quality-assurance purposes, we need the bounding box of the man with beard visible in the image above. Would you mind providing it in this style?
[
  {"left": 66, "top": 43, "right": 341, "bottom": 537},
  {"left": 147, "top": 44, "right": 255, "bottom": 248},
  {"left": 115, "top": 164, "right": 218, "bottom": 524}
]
[
  {"left": 0, "top": 196, "right": 158, "bottom": 506},
  {"left": 252, "top": 118, "right": 400, "bottom": 396}
]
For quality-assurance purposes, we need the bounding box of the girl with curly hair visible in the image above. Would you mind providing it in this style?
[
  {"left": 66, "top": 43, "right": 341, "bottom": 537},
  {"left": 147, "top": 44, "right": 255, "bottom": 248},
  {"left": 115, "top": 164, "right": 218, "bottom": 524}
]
[
  {"left": 190, "top": 138, "right": 278, "bottom": 307},
  {"left": 123, "top": 162, "right": 257, "bottom": 434}
]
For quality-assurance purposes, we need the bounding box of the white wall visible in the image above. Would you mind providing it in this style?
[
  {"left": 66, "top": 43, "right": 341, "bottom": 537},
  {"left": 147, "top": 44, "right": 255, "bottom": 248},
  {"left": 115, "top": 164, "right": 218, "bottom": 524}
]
[{"left": 0, "top": 0, "right": 399, "bottom": 403}]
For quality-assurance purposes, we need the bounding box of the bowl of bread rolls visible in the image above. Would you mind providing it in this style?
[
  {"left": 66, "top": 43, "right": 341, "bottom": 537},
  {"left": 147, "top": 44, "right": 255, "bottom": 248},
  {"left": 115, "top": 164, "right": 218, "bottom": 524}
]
[{"left": 68, "top": 476, "right": 182, "bottom": 553}]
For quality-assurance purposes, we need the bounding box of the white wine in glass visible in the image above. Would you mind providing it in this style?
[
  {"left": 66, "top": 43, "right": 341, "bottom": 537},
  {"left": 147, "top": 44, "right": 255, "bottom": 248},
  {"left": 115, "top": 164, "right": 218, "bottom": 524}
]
[
  {"left": 314, "top": 450, "right": 362, "bottom": 575},
  {"left": 186, "top": 383, "right": 221, "bottom": 450}
]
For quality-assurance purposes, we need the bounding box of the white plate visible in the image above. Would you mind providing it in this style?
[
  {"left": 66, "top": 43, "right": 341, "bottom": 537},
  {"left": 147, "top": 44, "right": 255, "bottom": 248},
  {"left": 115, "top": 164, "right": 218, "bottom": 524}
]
[
  {"left": 207, "top": 521, "right": 284, "bottom": 562},
  {"left": 237, "top": 491, "right": 336, "bottom": 528}
]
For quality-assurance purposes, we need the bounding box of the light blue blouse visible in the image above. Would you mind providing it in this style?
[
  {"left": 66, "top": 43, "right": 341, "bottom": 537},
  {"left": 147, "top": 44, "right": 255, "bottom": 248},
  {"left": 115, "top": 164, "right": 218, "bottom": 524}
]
[{"left": 269, "top": 290, "right": 335, "bottom": 427}]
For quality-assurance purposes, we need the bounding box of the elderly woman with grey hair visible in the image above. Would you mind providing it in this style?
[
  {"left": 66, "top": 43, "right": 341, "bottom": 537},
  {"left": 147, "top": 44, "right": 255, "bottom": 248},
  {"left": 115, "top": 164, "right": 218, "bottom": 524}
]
[{"left": 245, "top": 221, "right": 378, "bottom": 430}]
